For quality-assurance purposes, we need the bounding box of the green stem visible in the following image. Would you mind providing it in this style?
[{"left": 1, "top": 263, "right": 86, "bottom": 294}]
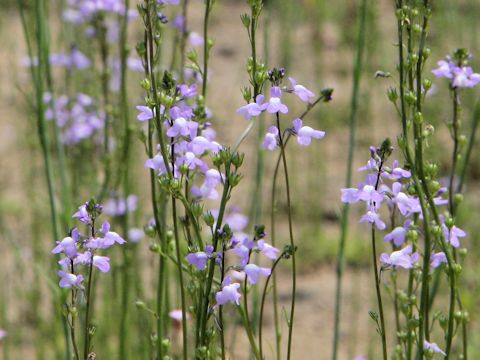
[
  {"left": 331, "top": 0, "right": 367, "bottom": 358},
  {"left": 275, "top": 112, "right": 296, "bottom": 360},
  {"left": 371, "top": 226, "right": 388, "bottom": 360},
  {"left": 202, "top": 0, "right": 212, "bottom": 97},
  {"left": 259, "top": 255, "right": 282, "bottom": 359},
  {"left": 83, "top": 251, "right": 95, "bottom": 358}
]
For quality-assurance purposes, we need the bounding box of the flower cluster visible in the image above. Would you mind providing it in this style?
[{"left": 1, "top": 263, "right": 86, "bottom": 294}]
[
  {"left": 52, "top": 200, "right": 125, "bottom": 288},
  {"left": 44, "top": 93, "right": 105, "bottom": 145},
  {"left": 62, "top": 0, "right": 136, "bottom": 25},
  {"left": 186, "top": 210, "right": 280, "bottom": 306},
  {"left": 432, "top": 49, "right": 480, "bottom": 88},
  {"left": 236, "top": 71, "right": 325, "bottom": 150},
  {"left": 341, "top": 142, "right": 463, "bottom": 269}
]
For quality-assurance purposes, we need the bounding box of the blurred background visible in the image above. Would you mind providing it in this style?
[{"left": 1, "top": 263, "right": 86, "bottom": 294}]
[{"left": 1, "top": 0, "right": 480, "bottom": 358}]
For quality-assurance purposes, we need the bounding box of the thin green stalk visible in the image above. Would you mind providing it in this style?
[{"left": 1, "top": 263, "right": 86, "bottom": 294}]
[
  {"left": 275, "top": 112, "right": 296, "bottom": 360},
  {"left": 197, "top": 164, "right": 231, "bottom": 347},
  {"left": 457, "top": 101, "right": 480, "bottom": 194},
  {"left": 371, "top": 226, "right": 388, "bottom": 360},
  {"left": 25, "top": 0, "right": 72, "bottom": 357},
  {"left": 179, "top": 0, "right": 188, "bottom": 83},
  {"left": 448, "top": 88, "right": 460, "bottom": 216},
  {"left": 268, "top": 94, "right": 329, "bottom": 359},
  {"left": 259, "top": 255, "right": 282, "bottom": 359},
  {"left": 83, "top": 253, "right": 95, "bottom": 358},
  {"left": 118, "top": 1, "right": 132, "bottom": 358},
  {"left": 170, "top": 140, "right": 188, "bottom": 359},
  {"left": 202, "top": 0, "right": 213, "bottom": 97},
  {"left": 331, "top": 0, "right": 367, "bottom": 358}
]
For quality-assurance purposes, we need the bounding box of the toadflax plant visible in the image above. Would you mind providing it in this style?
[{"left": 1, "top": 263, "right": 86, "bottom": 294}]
[
  {"left": 53, "top": 199, "right": 126, "bottom": 359},
  {"left": 340, "top": 2, "right": 478, "bottom": 359}
]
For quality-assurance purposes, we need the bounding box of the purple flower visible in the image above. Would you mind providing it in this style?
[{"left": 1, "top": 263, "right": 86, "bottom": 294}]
[
  {"left": 264, "top": 87, "right": 288, "bottom": 114},
  {"left": 224, "top": 210, "right": 249, "bottom": 232},
  {"left": 432, "top": 59, "right": 455, "bottom": 79},
  {"left": 382, "top": 160, "right": 411, "bottom": 180},
  {"left": 69, "top": 48, "right": 91, "bottom": 69},
  {"left": 188, "top": 32, "right": 204, "bottom": 47},
  {"left": 0, "top": 329, "right": 6, "bottom": 341},
  {"left": 127, "top": 57, "right": 144, "bottom": 72},
  {"left": 166, "top": 117, "right": 192, "bottom": 137},
  {"left": 431, "top": 252, "right": 448, "bottom": 269},
  {"left": 257, "top": 240, "right": 280, "bottom": 260},
  {"left": 384, "top": 226, "right": 407, "bottom": 247},
  {"left": 145, "top": 153, "right": 168, "bottom": 175},
  {"left": 452, "top": 66, "right": 480, "bottom": 88},
  {"left": 423, "top": 340, "right": 446, "bottom": 356},
  {"left": 128, "top": 228, "right": 145, "bottom": 243},
  {"left": 73, "top": 204, "right": 90, "bottom": 224},
  {"left": 288, "top": 77, "right": 315, "bottom": 102},
  {"left": 443, "top": 224, "right": 466, "bottom": 248},
  {"left": 172, "top": 15, "right": 185, "bottom": 31},
  {"left": 136, "top": 106, "right": 154, "bottom": 122},
  {"left": 359, "top": 209, "right": 386, "bottom": 230},
  {"left": 244, "top": 264, "right": 271, "bottom": 284},
  {"left": 178, "top": 84, "right": 197, "bottom": 98},
  {"left": 186, "top": 251, "right": 210, "bottom": 270},
  {"left": 103, "top": 194, "right": 137, "bottom": 216},
  {"left": 232, "top": 244, "right": 250, "bottom": 266},
  {"left": 190, "top": 136, "right": 222, "bottom": 155},
  {"left": 74, "top": 252, "right": 111, "bottom": 272},
  {"left": 216, "top": 277, "right": 241, "bottom": 306},
  {"left": 262, "top": 126, "right": 279, "bottom": 151},
  {"left": 380, "top": 245, "right": 419, "bottom": 269},
  {"left": 52, "top": 236, "right": 78, "bottom": 258},
  {"left": 58, "top": 271, "right": 84, "bottom": 289},
  {"left": 391, "top": 182, "right": 420, "bottom": 216},
  {"left": 292, "top": 119, "right": 325, "bottom": 146},
  {"left": 237, "top": 95, "right": 265, "bottom": 120}
]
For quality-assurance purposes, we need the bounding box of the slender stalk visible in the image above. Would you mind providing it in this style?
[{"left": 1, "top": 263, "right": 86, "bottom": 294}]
[
  {"left": 331, "top": 0, "right": 367, "bottom": 358},
  {"left": 259, "top": 256, "right": 282, "bottom": 359},
  {"left": 83, "top": 251, "right": 95, "bottom": 358},
  {"left": 371, "top": 226, "right": 388, "bottom": 360},
  {"left": 448, "top": 88, "right": 460, "bottom": 216},
  {"left": 170, "top": 135, "right": 188, "bottom": 359},
  {"left": 197, "top": 164, "right": 231, "bottom": 346},
  {"left": 457, "top": 101, "right": 480, "bottom": 194},
  {"left": 118, "top": 1, "right": 132, "bottom": 358},
  {"left": 202, "top": 0, "right": 212, "bottom": 97},
  {"left": 179, "top": 0, "right": 188, "bottom": 83},
  {"left": 275, "top": 112, "right": 296, "bottom": 360}
]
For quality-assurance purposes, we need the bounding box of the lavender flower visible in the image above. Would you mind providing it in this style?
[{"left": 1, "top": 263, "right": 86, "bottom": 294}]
[
  {"left": 215, "top": 277, "right": 241, "bottom": 306},
  {"left": 380, "top": 245, "right": 419, "bottom": 269},
  {"left": 292, "top": 119, "right": 325, "bottom": 146},
  {"left": 58, "top": 271, "right": 84, "bottom": 289},
  {"left": 430, "top": 252, "right": 448, "bottom": 269},
  {"left": 359, "top": 209, "right": 386, "bottom": 230},
  {"left": 264, "top": 87, "right": 288, "bottom": 114},
  {"left": 136, "top": 106, "right": 154, "bottom": 122},
  {"left": 257, "top": 240, "right": 280, "bottom": 260},
  {"left": 237, "top": 95, "right": 265, "bottom": 120},
  {"left": 244, "top": 264, "right": 271, "bottom": 284},
  {"left": 383, "top": 226, "right": 407, "bottom": 247},
  {"left": 423, "top": 340, "right": 446, "bottom": 356},
  {"left": 443, "top": 224, "right": 466, "bottom": 248},
  {"left": 288, "top": 77, "right": 315, "bottom": 102},
  {"left": 262, "top": 126, "right": 279, "bottom": 151}
]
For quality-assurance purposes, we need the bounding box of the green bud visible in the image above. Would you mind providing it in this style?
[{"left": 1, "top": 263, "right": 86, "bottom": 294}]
[
  {"left": 423, "top": 79, "right": 432, "bottom": 92},
  {"left": 166, "top": 230, "right": 174, "bottom": 241},
  {"left": 459, "top": 248, "right": 468, "bottom": 258},
  {"left": 412, "top": 24, "right": 422, "bottom": 34},
  {"left": 150, "top": 243, "right": 160, "bottom": 253},
  {"left": 406, "top": 229, "right": 418, "bottom": 242},
  {"left": 240, "top": 13, "right": 251, "bottom": 28},
  {"left": 423, "top": 47, "right": 431, "bottom": 60},
  {"left": 141, "top": 78, "right": 151, "bottom": 91},
  {"left": 454, "top": 193, "right": 464, "bottom": 206},
  {"left": 135, "top": 300, "right": 146, "bottom": 310},
  {"left": 453, "top": 263, "right": 462, "bottom": 274},
  {"left": 231, "top": 153, "right": 245, "bottom": 168},
  {"left": 203, "top": 212, "right": 215, "bottom": 227},
  {"left": 459, "top": 135, "right": 467, "bottom": 146},
  {"left": 414, "top": 112, "right": 423, "bottom": 125},
  {"left": 144, "top": 223, "right": 157, "bottom": 238},
  {"left": 387, "top": 87, "right": 398, "bottom": 103},
  {"left": 254, "top": 224, "right": 266, "bottom": 239},
  {"left": 429, "top": 180, "right": 440, "bottom": 194},
  {"left": 405, "top": 91, "right": 416, "bottom": 105},
  {"left": 407, "top": 317, "right": 419, "bottom": 329},
  {"left": 242, "top": 86, "right": 252, "bottom": 103}
]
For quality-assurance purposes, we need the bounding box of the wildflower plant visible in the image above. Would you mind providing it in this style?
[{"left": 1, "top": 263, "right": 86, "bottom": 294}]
[{"left": 15, "top": 0, "right": 479, "bottom": 358}]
